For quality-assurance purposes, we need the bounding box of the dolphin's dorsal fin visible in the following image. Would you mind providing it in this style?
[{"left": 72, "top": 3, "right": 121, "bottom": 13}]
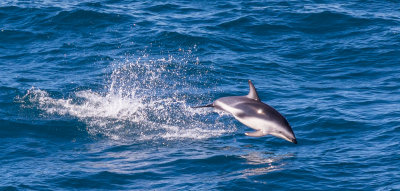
[{"left": 246, "top": 80, "right": 260, "bottom": 101}]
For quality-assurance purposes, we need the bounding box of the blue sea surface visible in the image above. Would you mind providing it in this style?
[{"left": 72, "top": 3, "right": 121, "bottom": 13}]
[{"left": 1, "top": 0, "right": 400, "bottom": 190}]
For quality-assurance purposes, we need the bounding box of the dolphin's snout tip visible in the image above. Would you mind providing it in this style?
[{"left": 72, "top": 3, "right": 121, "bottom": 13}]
[{"left": 292, "top": 139, "right": 297, "bottom": 144}]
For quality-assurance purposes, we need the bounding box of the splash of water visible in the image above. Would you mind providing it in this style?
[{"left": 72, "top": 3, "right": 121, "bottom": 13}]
[{"left": 20, "top": 54, "right": 236, "bottom": 141}]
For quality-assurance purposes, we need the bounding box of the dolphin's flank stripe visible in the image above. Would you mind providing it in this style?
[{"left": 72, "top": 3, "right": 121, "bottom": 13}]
[{"left": 191, "top": 103, "right": 214, "bottom": 108}]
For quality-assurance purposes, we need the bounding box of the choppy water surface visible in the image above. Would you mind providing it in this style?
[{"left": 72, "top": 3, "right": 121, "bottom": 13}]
[{"left": 1, "top": 1, "right": 399, "bottom": 190}]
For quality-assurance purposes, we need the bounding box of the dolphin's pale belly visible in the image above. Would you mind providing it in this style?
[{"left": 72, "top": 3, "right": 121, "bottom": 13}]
[{"left": 233, "top": 115, "right": 275, "bottom": 133}]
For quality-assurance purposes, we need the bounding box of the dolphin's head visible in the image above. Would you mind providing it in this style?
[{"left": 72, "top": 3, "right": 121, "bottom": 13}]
[{"left": 269, "top": 123, "right": 297, "bottom": 144}]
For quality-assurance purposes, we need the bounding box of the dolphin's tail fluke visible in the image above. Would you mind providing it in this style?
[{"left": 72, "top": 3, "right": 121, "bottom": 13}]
[{"left": 191, "top": 103, "right": 214, "bottom": 108}]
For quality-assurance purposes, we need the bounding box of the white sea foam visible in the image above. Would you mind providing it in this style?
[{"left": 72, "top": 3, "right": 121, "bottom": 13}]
[{"left": 21, "top": 55, "right": 236, "bottom": 141}]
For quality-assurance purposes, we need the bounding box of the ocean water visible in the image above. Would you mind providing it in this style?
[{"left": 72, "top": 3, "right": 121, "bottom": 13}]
[{"left": 1, "top": 0, "right": 400, "bottom": 190}]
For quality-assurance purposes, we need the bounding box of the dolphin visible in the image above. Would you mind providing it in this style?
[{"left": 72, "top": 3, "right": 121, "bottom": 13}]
[{"left": 194, "top": 80, "right": 297, "bottom": 144}]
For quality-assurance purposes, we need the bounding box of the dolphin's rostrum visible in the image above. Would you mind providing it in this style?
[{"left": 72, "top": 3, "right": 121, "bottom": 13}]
[{"left": 194, "top": 80, "right": 297, "bottom": 144}]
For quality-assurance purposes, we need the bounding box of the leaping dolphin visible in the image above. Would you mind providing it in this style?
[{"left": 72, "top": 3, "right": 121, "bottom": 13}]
[{"left": 194, "top": 80, "right": 297, "bottom": 144}]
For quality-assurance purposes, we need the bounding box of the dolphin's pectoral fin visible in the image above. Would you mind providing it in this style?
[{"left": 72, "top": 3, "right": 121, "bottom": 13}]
[{"left": 245, "top": 130, "right": 266, "bottom": 137}]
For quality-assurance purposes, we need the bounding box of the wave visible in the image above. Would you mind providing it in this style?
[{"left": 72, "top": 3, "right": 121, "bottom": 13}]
[
  {"left": 45, "top": 9, "right": 131, "bottom": 29},
  {"left": 145, "top": 3, "right": 202, "bottom": 14},
  {"left": 154, "top": 31, "right": 209, "bottom": 47},
  {"left": 289, "top": 10, "right": 398, "bottom": 35},
  {"left": 217, "top": 15, "right": 255, "bottom": 29},
  {"left": 216, "top": 15, "right": 293, "bottom": 34}
]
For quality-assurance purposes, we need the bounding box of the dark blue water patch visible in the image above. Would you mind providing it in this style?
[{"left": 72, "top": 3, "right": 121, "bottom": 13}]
[
  {"left": 0, "top": 6, "right": 59, "bottom": 27},
  {"left": 296, "top": 11, "right": 371, "bottom": 32},
  {"left": 51, "top": 171, "right": 144, "bottom": 190},
  {"left": 0, "top": 30, "right": 53, "bottom": 45},
  {"left": 0, "top": 118, "right": 87, "bottom": 140},
  {"left": 46, "top": 9, "right": 131, "bottom": 29},
  {"left": 0, "top": 186, "right": 18, "bottom": 191},
  {"left": 247, "top": 23, "right": 293, "bottom": 36}
]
